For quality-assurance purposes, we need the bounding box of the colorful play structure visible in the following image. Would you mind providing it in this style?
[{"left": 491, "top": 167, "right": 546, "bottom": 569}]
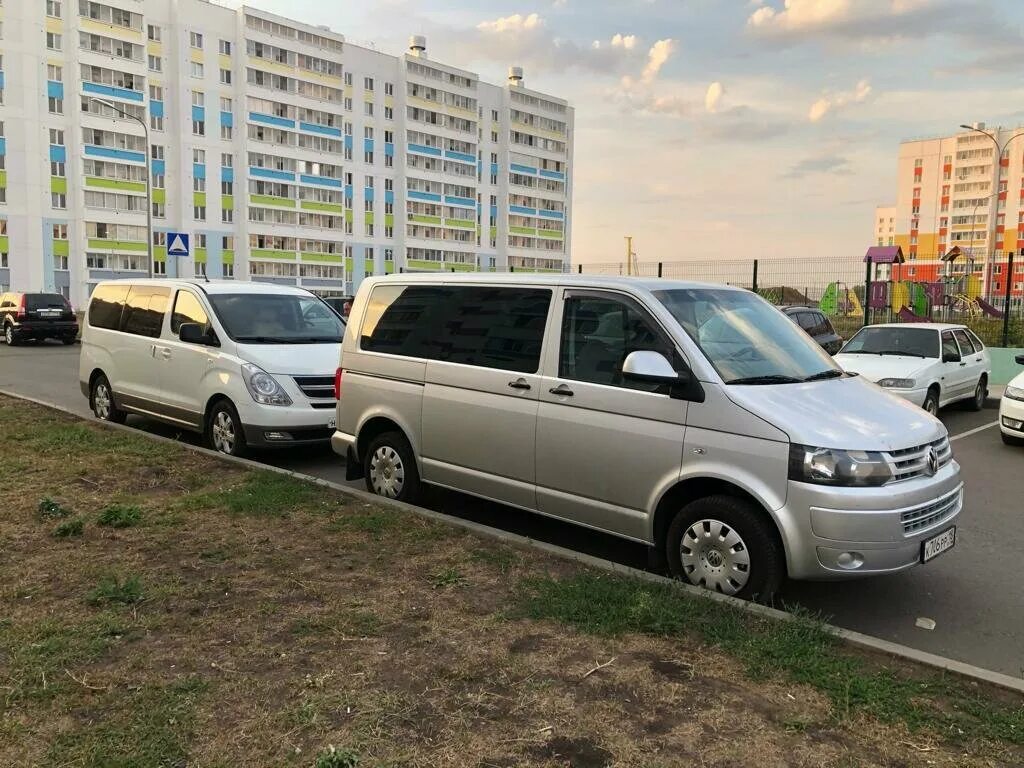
[{"left": 816, "top": 245, "right": 1005, "bottom": 322}]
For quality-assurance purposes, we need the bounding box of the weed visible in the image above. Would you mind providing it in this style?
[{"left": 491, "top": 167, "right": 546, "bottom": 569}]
[
  {"left": 38, "top": 497, "right": 72, "bottom": 520},
  {"left": 190, "top": 471, "right": 317, "bottom": 518},
  {"left": 88, "top": 574, "right": 144, "bottom": 606},
  {"left": 53, "top": 517, "right": 84, "bottom": 538},
  {"left": 327, "top": 507, "right": 402, "bottom": 537},
  {"left": 97, "top": 504, "right": 143, "bottom": 529},
  {"left": 315, "top": 745, "right": 360, "bottom": 768},
  {"left": 430, "top": 566, "right": 464, "bottom": 589}
]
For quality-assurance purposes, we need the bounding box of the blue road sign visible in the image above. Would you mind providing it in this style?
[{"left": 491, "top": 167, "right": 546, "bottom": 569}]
[{"left": 167, "top": 232, "right": 190, "bottom": 258}]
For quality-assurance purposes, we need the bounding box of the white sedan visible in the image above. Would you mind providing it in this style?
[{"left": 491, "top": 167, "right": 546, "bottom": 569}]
[
  {"left": 1000, "top": 354, "right": 1024, "bottom": 446},
  {"left": 835, "top": 323, "right": 991, "bottom": 416}
]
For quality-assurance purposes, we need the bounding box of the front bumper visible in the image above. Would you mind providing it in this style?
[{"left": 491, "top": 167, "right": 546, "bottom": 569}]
[
  {"left": 881, "top": 386, "right": 929, "bottom": 408},
  {"left": 999, "top": 393, "right": 1024, "bottom": 437},
  {"left": 242, "top": 423, "right": 335, "bottom": 448},
  {"left": 778, "top": 460, "right": 963, "bottom": 580}
]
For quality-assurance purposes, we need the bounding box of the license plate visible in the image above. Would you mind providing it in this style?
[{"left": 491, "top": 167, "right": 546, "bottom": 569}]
[
  {"left": 39, "top": 309, "right": 61, "bottom": 317},
  {"left": 327, "top": 418, "right": 336, "bottom": 430},
  {"left": 922, "top": 526, "right": 956, "bottom": 563}
]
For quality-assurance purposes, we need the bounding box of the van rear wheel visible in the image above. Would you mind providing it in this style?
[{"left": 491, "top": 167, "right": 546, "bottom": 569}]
[
  {"left": 363, "top": 431, "right": 421, "bottom": 504},
  {"left": 91, "top": 374, "right": 126, "bottom": 424},
  {"left": 666, "top": 495, "right": 783, "bottom": 603}
]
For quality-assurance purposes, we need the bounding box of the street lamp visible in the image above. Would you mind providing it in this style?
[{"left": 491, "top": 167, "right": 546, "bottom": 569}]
[
  {"left": 958, "top": 124, "right": 1024, "bottom": 298},
  {"left": 90, "top": 97, "right": 153, "bottom": 279}
]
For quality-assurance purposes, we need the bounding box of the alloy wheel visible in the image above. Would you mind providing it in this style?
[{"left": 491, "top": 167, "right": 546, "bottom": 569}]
[
  {"left": 212, "top": 411, "right": 236, "bottom": 454},
  {"left": 93, "top": 382, "right": 112, "bottom": 420}
]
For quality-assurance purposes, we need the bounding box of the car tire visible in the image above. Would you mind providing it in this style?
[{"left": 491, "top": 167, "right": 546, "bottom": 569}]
[
  {"left": 363, "top": 430, "right": 421, "bottom": 504},
  {"left": 967, "top": 376, "right": 987, "bottom": 412},
  {"left": 923, "top": 387, "right": 940, "bottom": 417},
  {"left": 207, "top": 400, "right": 248, "bottom": 458},
  {"left": 1002, "top": 431, "right": 1024, "bottom": 447},
  {"left": 4, "top": 324, "right": 16, "bottom": 346},
  {"left": 666, "top": 494, "right": 784, "bottom": 603},
  {"left": 90, "top": 374, "right": 127, "bottom": 424}
]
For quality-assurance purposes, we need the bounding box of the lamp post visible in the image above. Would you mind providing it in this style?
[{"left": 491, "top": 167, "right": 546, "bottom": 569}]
[
  {"left": 958, "top": 124, "right": 1024, "bottom": 300},
  {"left": 90, "top": 97, "right": 153, "bottom": 279}
]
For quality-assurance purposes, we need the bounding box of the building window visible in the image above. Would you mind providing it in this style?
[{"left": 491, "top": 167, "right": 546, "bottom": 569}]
[
  {"left": 364, "top": 151, "right": 373, "bottom": 164},
  {"left": 384, "top": 106, "right": 393, "bottom": 120},
  {"left": 221, "top": 180, "right": 233, "bottom": 194},
  {"left": 385, "top": 226, "right": 394, "bottom": 238},
  {"left": 152, "top": 173, "right": 165, "bottom": 188},
  {"left": 52, "top": 224, "right": 68, "bottom": 239},
  {"left": 220, "top": 96, "right": 232, "bottom": 112},
  {"left": 46, "top": 32, "right": 62, "bottom": 51},
  {"left": 50, "top": 161, "right": 66, "bottom": 176},
  {"left": 220, "top": 124, "right": 232, "bottom": 140},
  {"left": 153, "top": 260, "right": 167, "bottom": 275},
  {"left": 384, "top": 82, "right": 393, "bottom": 96},
  {"left": 193, "top": 120, "right": 205, "bottom": 136},
  {"left": 47, "top": 1, "right": 62, "bottom": 18},
  {"left": 147, "top": 24, "right": 161, "bottom": 41},
  {"left": 385, "top": 154, "right": 393, "bottom": 168},
  {"left": 47, "top": 64, "right": 63, "bottom": 81},
  {"left": 223, "top": 262, "right": 234, "bottom": 278},
  {"left": 190, "top": 62, "right": 204, "bottom": 78},
  {"left": 222, "top": 208, "right": 233, "bottom": 223},
  {"left": 193, "top": 148, "right": 205, "bottom": 163},
  {"left": 148, "top": 55, "right": 162, "bottom": 72},
  {"left": 150, "top": 114, "right": 164, "bottom": 131},
  {"left": 152, "top": 203, "right": 166, "bottom": 218},
  {"left": 344, "top": 97, "right": 352, "bottom": 111},
  {"left": 193, "top": 177, "right": 206, "bottom": 192},
  {"left": 365, "top": 102, "right": 374, "bottom": 117},
  {"left": 344, "top": 72, "right": 353, "bottom": 86},
  {"left": 220, "top": 68, "right": 232, "bottom": 85},
  {"left": 49, "top": 128, "right": 65, "bottom": 145},
  {"left": 194, "top": 205, "right": 206, "bottom": 220},
  {"left": 221, "top": 153, "right": 233, "bottom": 167},
  {"left": 190, "top": 31, "right": 204, "bottom": 49},
  {"left": 56, "top": 255, "right": 70, "bottom": 271},
  {"left": 219, "top": 39, "right": 232, "bottom": 55},
  {"left": 48, "top": 97, "right": 64, "bottom": 114},
  {"left": 51, "top": 193, "right": 67, "bottom": 209}
]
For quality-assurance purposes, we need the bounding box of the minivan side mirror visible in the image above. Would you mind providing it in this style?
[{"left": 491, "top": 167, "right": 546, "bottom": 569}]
[
  {"left": 179, "top": 322, "right": 218, "bottom": 346},
  {"left": 1016, "top": 354, "right": 1024, "bottom": 365}
]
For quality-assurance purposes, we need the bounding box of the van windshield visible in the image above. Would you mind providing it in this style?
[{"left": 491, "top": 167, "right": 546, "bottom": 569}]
[
  {"left": 654, "top": 288, "right": 840, "bottom": 384},
  {"left": 207, "top": 293, "right": 344, "bottom": 344}
]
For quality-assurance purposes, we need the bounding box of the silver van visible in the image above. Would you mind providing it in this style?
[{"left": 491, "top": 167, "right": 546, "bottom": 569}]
[{"left": 332, "top": 275, "right": 962, "bottom": 600}]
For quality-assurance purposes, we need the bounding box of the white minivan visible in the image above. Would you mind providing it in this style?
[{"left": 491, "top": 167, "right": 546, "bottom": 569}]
[
  {"left": 80, "top": 279, "right": 343, "bottom": 456},
  {"left": 332, "top": 275, "right": 964, "bottom": 600}
]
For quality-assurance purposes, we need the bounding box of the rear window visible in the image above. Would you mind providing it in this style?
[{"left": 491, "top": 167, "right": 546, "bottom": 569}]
[
  {"left": 360, "top": 285, "right": 552, "bottom": 373},
  {"left": 88, "top": 284, "right": 130, "bottom": 330},
  {"left": 26, "top": 293, "right": 68, "bottom": 311}
]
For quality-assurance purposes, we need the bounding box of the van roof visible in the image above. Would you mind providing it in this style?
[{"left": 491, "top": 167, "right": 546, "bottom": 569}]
[
  {"left": 364, "top": 272, "right": 745, "bottom": 293},
  {"left": 93, "top": 279, "right": 315, "bottom": 297}
]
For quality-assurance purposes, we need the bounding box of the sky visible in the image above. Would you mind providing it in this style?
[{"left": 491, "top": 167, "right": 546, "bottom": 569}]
[{"left": 236, "top": 0, "right": 1024, "bottom": 264}]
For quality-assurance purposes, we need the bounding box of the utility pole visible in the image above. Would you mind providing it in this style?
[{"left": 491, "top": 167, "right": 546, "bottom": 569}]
[{"left": 625, "top": 236, "right": 637, "bottom": 276}]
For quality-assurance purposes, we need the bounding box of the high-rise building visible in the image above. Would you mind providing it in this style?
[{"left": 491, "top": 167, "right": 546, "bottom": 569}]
[
  {"left": 0, "top": 0, "right": 573, "bottom": 305},
  {"left": 873, "top": 123, "right": 1024, "bottom": 303}
]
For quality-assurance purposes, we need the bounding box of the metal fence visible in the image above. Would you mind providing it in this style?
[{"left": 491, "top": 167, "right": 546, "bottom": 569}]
[{"left": 577, "top": 255, "right": 1024, "bottom": 347}]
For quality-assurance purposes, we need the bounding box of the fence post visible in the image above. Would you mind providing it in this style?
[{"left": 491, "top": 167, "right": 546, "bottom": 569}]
[
  {"left": 510, "top": 265, "right": 514, "bottom": 273},
  {"left": 657, "top": 262, "right": 663, "bottom": 278},
  {"left": 863, "top": 257, "right": 872, "bottom": 327},
  {"left": 751, "top": 259, "right": 759, "bottom": 294},
  {"left": 578, "top": 264, "right": 582, "bottom": 274},
  {"left": 1004, "top": 251, "right": 1014, "bottom": 348}
]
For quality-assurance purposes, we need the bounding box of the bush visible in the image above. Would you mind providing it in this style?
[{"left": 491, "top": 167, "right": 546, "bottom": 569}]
[
  {"left": 53, "top": 518, "right": 84, "bottom": 538},
  {"left": 38, "top": 497, "right": 72, "bottom": 520},
  {"left": 314, "top": 746, "right": 359, "bottom": 768},
  {"left": 97, "top": 504, "right": 142, "bottom": 529}
]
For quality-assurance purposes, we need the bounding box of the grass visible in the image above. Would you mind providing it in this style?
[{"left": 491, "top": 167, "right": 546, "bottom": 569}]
[
  {"left": 189, "top": 470, "right": 320, "bottom": 518},
  {"left": 314, "top": 746, "right": 360, "bottom": 768},
  {"left": 96, "top": 504, "right": 142, "bottom": 528},
  {"left": 37, "top": 497, "right": 72, "bottom": 520},
  {"left": 53, "top": 517, "right": 84, "bottom": 538},
  {"left": 88, "top": 574, "right": 144, "bottom": 606}
]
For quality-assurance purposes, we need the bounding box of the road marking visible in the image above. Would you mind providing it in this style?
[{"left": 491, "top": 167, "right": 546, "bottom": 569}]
[{"left": 950, "top": 421, "right": 1000, "bottom": 442}]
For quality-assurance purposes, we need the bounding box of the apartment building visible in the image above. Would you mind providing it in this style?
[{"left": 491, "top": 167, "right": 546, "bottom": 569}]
[
  {"left": 873, "top": 123, "right": 1024, "bottom": 301},
  {"left": 0, "top": 0, "right": 574, "bottom": 305}
]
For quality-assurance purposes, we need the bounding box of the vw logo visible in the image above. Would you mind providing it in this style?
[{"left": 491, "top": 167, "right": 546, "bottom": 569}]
[{"left": 925, "top": 447, "right": 939, "bottom": 477}]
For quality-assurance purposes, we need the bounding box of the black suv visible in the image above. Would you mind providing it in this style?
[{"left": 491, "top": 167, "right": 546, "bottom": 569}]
[
  {"left": 781, "top": 306, "right": 843, "bottom": 355},
  {"left": 0, "top": 292, "right": 79, "bottom": 345},
  {"left": 322, "top": 296, "right": 353, "bottom": 319}
]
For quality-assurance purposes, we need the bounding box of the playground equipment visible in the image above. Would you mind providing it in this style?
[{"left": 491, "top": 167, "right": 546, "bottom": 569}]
[{"left": 820, "top": 282, "right": 863, "bottom": 317}]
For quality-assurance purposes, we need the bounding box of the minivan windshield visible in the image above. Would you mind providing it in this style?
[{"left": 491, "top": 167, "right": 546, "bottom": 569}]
[
  {"left": 840, "top": 326, "right": 938, "bottom": 358},
  {"left": 654, "top": 288, "right": 840, "bottom": 384},
  {"left": 207, "top": 293, "right": 344, "bottom": 343}
]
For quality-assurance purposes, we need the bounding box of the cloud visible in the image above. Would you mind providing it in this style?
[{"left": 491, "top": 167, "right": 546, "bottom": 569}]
[
  {"left": 747, "top": 0, "right": 934, "bottom": 39},
  {"left": 808, "top": 78, "right": 871, "bottom": 121},
  {"left": 611, "top": 33, "right": 637, "bottom": 50},
  {"left": 694, "top": 105, "right": 793, "bottom": 142},
  {"left": 783, "top": 154, "right": 854, "bottom": 178},
  {"left": 641, "top": 39, "right": 674, "bottom": 83},
  {"left": 705, "top": 82, "right": 725, "bottom": 113},
  {"left": 476, "top": 13, "right": 543, "bottom": 34}
]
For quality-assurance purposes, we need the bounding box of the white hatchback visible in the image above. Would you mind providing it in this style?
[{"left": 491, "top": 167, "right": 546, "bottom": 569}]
[{"left": 835, "top": 323, "right": 991, "bottom": 416}]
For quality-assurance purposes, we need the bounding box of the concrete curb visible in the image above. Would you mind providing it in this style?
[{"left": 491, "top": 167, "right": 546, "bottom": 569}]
[{"left": 4, "top": 387, "right": 1023, "bottom": 696}]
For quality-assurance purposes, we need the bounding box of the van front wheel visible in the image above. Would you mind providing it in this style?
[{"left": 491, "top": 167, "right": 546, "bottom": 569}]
[
  {"left": 666, "top": 495, "right": 783, "bottom": 603},
  {"left": 363, "top": 431, "right": 421, "bottom": 504}
]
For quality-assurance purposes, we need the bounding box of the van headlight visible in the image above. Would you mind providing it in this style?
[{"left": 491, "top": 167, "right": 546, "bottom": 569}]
[
  {"left": 1005, "top": 385, "right": 1024, "bottom": 401},
  {"left": 242, "top": 363, "right": 292, "bottom": 406},
  {"left": 877, "top": 378, "right": 915, "bottom": 389},
  {"left": 788, "top": 444, "right": 892, "bottom": 487}
]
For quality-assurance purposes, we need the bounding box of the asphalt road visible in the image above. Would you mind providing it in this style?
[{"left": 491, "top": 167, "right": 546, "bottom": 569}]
[{"left": 1, "top": 341, "right": 1021, "bottom": 678}]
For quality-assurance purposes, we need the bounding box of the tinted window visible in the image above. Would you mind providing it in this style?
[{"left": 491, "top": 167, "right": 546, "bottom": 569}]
[
  {"left": 843, "top": 327, "right": 938, "bottom": 358},
  {"left": 25, "top": 293, "right": 66, "bottom": 311},
  {"left": 171, "top": 290, "right": 209, "bottom": 334},
  {"left": 88, "top": 283, "right": 130, "bottom": 330},
  {"left": 121, "top": 287, "right": 170, "bottom": 338},
  {"left": 796, "top": 312, "right": 817, "bottom": 332},
  {"left": 941, "top": 331, "right": 960, "bottom": 361},
  {"left": 361, "top": 285, "right": 551, "bottom": 373},
  {"left": 815, "top": 313, "right": 836, "bottom": 337},
  {"left": 560, "top": 293, "right": 676, "bottom": 392},
  {"left": 952, "top": 329, "right": 975, "bottom": 355}
]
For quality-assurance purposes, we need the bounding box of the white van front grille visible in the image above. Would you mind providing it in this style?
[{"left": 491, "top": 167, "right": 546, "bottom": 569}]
[{"left": 293, "top": 375, "right": 336, "bottom": 409}]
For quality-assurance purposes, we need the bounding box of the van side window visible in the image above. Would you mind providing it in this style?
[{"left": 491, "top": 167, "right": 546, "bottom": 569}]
[
  {"left": 361, "top": 285, "right": 551, "bottom": 373},
  {"left": 171, "top": 290, "right": 209, "bottom": 334},
  {"left": 88, "top": 283, "right": 131, "bottom": 329},
  {"left": 121, "top": 287, "right": 170, "bottom": 338},
  {"left": 559, "top": 294, "right": 674, "bottom": 391}
]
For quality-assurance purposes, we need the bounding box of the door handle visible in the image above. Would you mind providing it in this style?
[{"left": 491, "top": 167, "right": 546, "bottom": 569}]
[
  {"left": 159, "top": 347, "right": 172, "bottom": 360},
  {"left": 507, "top": 378, "right": 531, "bottom": 391},
  {"left": 549, "top": 384, "right": 574, "bottom": 397},
  {"left": 959, "top": 362, "right": 967, "bottom": 367}
]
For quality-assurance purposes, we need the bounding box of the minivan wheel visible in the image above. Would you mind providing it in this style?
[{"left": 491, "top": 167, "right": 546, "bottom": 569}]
[
  {"left": 208, "top": 400, "right": 247, "bottom": 458},
  {"left": 364, "top": 431, "right": 421, "bottom": 504},
  {"left": 91, "top": 374, "right": 126, "bottom": 424},
  {"left": 4, "top": 324, "right": 15, "bottom": 346},
  {"left": 968, "top": 377, "right": 986, "bottom": 412},
  {"left": 923, "top": 388, "right": 940, "bottom": 417},
  {"left": 666, "top": 495, "right": 783, "bottom": 603}
]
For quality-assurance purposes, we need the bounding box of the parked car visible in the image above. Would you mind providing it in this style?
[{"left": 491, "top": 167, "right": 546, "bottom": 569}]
[
  {"left": 0, "top": 291, "right": 78, "bottom": 345},
  {"left": 999, "top": 354, "right": 1024, "bottom": 446},
  {"left": 332, "top": 274, "right": 962, "bottom": 601},
  {"left": 322, "top": 296, "right": 353, "bottom": 319},
  {"left": 835, "top": 323, "right": 991, "bottom": 416},
  {"left": 80, "top": 280, "right": 343, "bottom": 456},
  {"left": 781, "top": 306, "right": 843, "bottom": 355}
]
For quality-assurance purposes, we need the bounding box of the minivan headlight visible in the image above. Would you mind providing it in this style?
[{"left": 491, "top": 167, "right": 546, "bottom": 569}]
[
  {"left": 877, "top": 378, "right": 915, "bottom": 389},
  {"left": 1005, "top": 385, "right": 1024, "bottom": 402},
  {"left": 241, "top": 363, "right": 292, "bottom": 406},
  {"left": 788, "top": 444, "right": 892, "bottom": 487}
]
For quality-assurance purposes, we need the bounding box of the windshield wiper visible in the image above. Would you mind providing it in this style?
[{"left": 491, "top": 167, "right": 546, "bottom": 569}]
[
  {"left": 804, "top": 369, "right": 844, "bottom": 382},
  {"left": 726, "top": 375, "right": 804, "bottom": 385},
  {"left": 874, "top": 350, "right": 926, "bottom": 358},
  {"left": 233, "top": 335, "right": 299, "bottom": 343}
]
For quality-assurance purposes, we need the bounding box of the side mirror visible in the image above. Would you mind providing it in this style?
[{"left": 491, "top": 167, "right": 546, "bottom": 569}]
[
  {"left": 1016, "top": 354, "right": 1024, "bottom": 366},
  {"left": 942, "top": 351, "right": 960, "bottom": 364},
  {"left": 179, "top": 322, "right": 218, "bottom": 346},
  {"left": 622, "top": 350, "right": 682, "bottom": 383}
]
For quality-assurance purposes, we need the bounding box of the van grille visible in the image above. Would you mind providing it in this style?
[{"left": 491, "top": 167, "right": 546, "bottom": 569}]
[
  {"left": 292, "top": 375, "right": 336, "bottom": 404},
  {"left": 884, "top": 436, "right": 952, "bottom": 483},
  {"left": 900, "top": 487, "right": 962, "bottom": 534}
]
